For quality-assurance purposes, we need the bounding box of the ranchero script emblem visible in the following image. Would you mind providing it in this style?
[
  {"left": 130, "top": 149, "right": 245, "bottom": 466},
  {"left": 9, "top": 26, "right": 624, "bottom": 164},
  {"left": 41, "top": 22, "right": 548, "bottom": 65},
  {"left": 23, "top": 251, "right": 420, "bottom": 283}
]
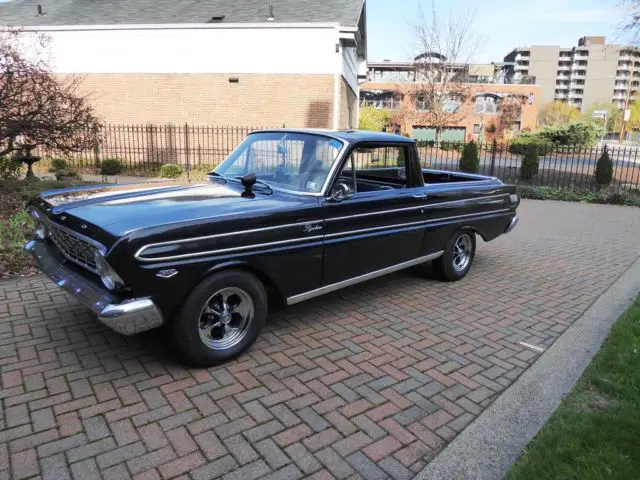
[{"left": 303, "top": 223, "right": 323, "bottom": 233}]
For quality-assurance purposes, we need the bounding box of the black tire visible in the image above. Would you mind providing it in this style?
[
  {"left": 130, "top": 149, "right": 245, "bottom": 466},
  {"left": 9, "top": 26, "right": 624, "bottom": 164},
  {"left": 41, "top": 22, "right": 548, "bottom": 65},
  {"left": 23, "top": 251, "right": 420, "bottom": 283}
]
[
  {"left": 432, "top": 228, "right": 476, "bottom": 282},
  {"left": 171, "top": 270, "right": 267, "bottom": 367}
]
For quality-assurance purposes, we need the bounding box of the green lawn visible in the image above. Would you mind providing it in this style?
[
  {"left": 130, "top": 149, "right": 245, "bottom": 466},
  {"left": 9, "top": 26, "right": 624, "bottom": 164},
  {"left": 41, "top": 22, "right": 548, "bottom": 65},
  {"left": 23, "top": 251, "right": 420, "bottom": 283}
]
[{"left": 507, "top": 295, "right": 640, "bottom": 480}]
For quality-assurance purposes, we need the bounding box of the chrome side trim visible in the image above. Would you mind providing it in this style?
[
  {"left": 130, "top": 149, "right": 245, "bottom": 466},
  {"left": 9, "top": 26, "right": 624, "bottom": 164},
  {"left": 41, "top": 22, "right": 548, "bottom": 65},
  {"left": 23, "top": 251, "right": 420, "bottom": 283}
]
[
  {"left": 286, "top": 251, "right": 444, "bottom": 305},
  {"left": 136, "top": 234, "right": 325, "bottom": 262},
  {"left": 135, "top": 209, "right": 512, "bottom": 262},
  {"left": 134, "top": 220, "right": 323, "bottom": 260},
  {"left": 325, "top": 208, "right": 511, "bottom": 239},
  {"left": 134, "top": 194, "right": 509, "bottom": 260},
  {"left": 326, "top": 193, "right": 509, "bottom": 222}
]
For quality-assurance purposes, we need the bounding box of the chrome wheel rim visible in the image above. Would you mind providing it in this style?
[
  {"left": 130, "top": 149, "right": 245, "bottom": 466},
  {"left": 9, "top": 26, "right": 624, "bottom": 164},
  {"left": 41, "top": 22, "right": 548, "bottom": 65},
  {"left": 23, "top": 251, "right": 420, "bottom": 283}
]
[
  {"left": 198, "top": 287, "right": 254, "bottom": 350},
  {"left": 452, "top": 233, "right": 472, "bottom": 272}
]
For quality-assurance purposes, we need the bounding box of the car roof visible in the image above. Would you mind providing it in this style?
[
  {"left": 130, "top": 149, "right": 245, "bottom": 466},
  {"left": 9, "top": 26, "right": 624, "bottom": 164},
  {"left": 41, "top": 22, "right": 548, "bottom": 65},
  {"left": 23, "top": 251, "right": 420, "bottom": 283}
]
[{"left": 251, "top": 128, "right": 416, "bottom": 144}]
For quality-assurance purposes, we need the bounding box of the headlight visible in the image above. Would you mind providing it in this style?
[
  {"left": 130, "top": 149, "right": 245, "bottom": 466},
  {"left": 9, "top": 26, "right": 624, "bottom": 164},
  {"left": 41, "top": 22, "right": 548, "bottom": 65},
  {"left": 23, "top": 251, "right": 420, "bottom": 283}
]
[
  {"left": 94, "top": 250, "right": 125, "bottom": 290},
  {"left": 28, "top": 209, "right": 48, "bottom": 240}
]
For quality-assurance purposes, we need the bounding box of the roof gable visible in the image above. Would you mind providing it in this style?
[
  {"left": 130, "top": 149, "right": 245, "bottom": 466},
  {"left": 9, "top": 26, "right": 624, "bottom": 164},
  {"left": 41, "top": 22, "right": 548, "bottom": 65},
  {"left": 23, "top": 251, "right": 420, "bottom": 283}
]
[{"left": 0, "top": 0, "right": 365, "bottom": 27}]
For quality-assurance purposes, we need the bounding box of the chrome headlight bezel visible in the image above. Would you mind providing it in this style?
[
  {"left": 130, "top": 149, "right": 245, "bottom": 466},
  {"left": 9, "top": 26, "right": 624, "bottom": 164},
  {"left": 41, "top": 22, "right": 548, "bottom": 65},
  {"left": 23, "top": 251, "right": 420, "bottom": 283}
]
[
  {"left": 27, "top": 208, "right": 49, "bottom": 240},
  {"left": 94, "top": 249, "right": 125, "bottom": 291}
]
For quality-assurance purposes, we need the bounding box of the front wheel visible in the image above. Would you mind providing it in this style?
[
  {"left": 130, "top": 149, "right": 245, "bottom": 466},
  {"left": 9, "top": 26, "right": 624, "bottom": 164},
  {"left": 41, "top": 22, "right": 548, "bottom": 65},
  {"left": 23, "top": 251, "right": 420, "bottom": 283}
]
[
  {"left": 433, "top": 229, "right": 476, "bottom": 281},
  {"left": 171, "top": 270, "right": 267, "bottom": 367}
]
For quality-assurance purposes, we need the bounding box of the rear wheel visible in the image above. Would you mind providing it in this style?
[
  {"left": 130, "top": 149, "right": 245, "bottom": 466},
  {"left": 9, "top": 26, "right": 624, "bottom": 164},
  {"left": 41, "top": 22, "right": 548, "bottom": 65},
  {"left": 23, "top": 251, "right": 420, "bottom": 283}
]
[
  {"left": 171, "top": 270, "right": 267, "bottom": 367},
  {"left": 433, "top": 229, "right": 476, "bottom": 281}
]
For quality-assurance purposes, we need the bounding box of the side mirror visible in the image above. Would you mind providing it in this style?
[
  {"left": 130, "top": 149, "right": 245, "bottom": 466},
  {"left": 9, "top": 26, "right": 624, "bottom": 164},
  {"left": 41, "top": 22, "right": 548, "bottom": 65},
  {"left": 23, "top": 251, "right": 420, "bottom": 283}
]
[{"left": 330, "top": 183, "right": 350, "bottom": 202}]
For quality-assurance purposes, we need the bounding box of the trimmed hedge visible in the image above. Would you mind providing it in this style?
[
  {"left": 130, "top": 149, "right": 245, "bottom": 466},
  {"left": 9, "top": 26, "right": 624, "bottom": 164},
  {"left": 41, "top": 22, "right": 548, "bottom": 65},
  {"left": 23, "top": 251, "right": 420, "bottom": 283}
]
[
  {"left": 459, "top": 141, "right": 479, "bottom": 173},
  {"left": 100, "top": 158, "right": 123, "bottom": 176},
  {"left": 160, "top": 163, "right": 182, "bottom": 178},
  {"left": 520, "top": 149, "right": 540, "bottom": 180},
  {"left": 594, "top": 148, "right": 613, "bottom": 187},
  {"left": 508, "top": 137, "right": 553, "bottom": 155}
]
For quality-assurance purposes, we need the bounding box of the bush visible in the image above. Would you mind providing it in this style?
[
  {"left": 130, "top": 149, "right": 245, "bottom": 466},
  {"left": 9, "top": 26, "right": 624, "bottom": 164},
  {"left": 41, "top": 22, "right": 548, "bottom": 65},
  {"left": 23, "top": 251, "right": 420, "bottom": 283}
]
[
  {"left": 508, "top": 137, "right": 553, "bottom": 155},
  {"left": 359, "top": 106, "right": 393, "bottom": 131},
  {"left": 160, "top": 163, "right": 182, "bottom": 178},
  {"left": 100, "top": 158, "right": 123, "bottom": 176},
  {"left": 459, "top": 141, "right": 480, "bottom": 173},
  {"left": 55, "top": 170, "right": 81, "bottom": 181},
  {"left": 440, "top": 141, "right": 464, "bottom": 151},
  {"left": 48, "top": 158, "right": 68, "bottom": 173},
  {"left": 517, "top": 185, "right": 640, "bottom": 207},
  {"left": 0, "top": 156, "right": 22, "bottom": 181},
  {"left": 594, "top": 148, "right": 613, "bottom": 187},
  {"left": 520, "top": 148, "right": 540, "bottom": 180}
]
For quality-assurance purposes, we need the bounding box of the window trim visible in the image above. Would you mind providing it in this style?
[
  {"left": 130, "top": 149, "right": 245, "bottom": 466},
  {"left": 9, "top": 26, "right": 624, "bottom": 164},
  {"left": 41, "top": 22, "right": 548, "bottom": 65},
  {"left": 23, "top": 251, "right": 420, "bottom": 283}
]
[{"left": 326, "top": 141, "right": 421, "bottom": 198}]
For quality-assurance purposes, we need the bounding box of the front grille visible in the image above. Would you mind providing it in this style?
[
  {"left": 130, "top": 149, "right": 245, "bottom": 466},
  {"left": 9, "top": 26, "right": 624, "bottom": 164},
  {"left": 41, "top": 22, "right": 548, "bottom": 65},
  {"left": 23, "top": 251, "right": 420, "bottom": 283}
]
[{"left": 48, "top": 223, "right": 101, "bottom": 274}]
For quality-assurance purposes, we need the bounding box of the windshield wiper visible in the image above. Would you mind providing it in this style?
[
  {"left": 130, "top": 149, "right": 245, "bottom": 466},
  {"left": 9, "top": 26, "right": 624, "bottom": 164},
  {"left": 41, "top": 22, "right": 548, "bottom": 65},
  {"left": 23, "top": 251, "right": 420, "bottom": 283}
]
[{"left": 208, "top": 171, "right": 229, "bottom": 184}]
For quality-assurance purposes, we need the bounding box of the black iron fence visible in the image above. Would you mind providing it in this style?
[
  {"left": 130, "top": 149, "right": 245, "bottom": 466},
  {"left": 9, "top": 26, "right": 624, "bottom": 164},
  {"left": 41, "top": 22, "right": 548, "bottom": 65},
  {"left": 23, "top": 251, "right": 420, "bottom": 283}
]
[
  {"left": 33, "top": 123, "right": 640, "bottom": 191},
  {"left": 414, "top": 140, "right": 640, "bottom": 192},
  {"left": 34, "top": 124, "right": 280, "bottom": 175}
]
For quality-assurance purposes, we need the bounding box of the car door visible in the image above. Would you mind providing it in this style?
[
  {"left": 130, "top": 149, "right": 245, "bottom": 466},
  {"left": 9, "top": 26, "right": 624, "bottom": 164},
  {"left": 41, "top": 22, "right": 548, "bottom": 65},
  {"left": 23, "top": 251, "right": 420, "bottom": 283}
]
[{"left": 322, "top": 142, "right": 428, "bottom": 286}]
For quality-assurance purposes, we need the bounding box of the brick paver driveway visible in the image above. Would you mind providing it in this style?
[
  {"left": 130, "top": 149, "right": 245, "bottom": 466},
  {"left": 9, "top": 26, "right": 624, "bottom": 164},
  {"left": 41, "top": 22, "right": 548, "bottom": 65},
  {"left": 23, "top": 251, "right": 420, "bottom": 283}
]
[{"left": 2, "top": 200, "right": 639, "bottom": 480}]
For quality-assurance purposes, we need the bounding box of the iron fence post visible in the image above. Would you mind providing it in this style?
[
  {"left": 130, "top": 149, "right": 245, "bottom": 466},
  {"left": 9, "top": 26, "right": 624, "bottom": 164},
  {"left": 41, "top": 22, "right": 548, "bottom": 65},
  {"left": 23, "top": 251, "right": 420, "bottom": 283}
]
[
  {"left": 184, "top": 123, "right": 190, "bottom": 179},
  {"left": 489, "top": 139, "right": 497, "bottom": 176}
]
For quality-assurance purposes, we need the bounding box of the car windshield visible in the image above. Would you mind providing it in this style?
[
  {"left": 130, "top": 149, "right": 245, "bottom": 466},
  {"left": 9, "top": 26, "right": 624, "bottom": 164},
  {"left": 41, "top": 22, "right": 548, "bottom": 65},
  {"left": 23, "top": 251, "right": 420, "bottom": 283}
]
[{"left": 213, "top": 132, "right": 345, "bottom": 194}]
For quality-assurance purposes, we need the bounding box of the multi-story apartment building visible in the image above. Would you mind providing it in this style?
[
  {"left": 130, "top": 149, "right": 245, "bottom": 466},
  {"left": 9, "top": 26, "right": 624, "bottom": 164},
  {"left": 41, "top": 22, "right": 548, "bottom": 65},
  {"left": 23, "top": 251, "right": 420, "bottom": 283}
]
[
  {"left": 503, "top": 36, "right": 639, "bottom": 111},
  {"left": 359, "top": 56, "right": 540, "bottom": 142}
]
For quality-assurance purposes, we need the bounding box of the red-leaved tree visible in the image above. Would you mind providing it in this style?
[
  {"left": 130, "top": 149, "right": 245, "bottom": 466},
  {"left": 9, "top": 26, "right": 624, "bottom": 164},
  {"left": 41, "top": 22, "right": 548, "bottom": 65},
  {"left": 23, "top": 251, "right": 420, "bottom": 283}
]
[{"left": 0, "top": 28, "right": 101, "bottom": 174}]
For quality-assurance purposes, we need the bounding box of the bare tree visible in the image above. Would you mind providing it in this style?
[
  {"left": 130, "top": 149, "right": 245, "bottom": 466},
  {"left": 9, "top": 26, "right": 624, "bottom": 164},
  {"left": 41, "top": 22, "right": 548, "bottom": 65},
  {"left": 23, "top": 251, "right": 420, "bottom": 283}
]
[
  {"left": 620, "top": 0, "right": 640, "bottom": 43},
  {"left": 392, "top": 1, "right": 480, "bottom": 143},
  {"left": 0, "top": 29, "right": 101, "bottom": 163}
]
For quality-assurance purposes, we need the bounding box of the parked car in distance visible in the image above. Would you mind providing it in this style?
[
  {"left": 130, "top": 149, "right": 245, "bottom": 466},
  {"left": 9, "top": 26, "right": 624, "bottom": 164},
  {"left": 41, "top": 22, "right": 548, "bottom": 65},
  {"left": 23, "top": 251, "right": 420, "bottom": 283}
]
[{"left": 25, "top": 129, "right": 520, "bottom": 366}]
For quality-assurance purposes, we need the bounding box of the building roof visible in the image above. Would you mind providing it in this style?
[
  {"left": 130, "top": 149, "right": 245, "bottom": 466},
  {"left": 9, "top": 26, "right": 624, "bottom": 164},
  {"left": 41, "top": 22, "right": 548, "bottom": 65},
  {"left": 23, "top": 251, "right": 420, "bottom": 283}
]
[{"left": 0, "top": 0, "right": 365, "bottom": 27}]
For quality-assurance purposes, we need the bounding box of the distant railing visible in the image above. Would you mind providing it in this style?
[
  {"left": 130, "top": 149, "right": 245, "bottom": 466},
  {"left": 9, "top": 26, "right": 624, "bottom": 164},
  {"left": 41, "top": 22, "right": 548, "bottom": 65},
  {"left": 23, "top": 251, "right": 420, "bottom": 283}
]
[{"left": 360, "top": 100, "right": 401, "bottom": 110}]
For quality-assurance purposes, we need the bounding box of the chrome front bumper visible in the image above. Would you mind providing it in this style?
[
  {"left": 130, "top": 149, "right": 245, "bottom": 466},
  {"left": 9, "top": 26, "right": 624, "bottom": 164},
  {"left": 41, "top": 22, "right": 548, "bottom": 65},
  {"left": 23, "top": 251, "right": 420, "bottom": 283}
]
[
  {"left": 25, "top": 240, "right": 164, "bottom": 335},
  {"left": 505, "top": 213, "right": 519, "bottom": 234}
]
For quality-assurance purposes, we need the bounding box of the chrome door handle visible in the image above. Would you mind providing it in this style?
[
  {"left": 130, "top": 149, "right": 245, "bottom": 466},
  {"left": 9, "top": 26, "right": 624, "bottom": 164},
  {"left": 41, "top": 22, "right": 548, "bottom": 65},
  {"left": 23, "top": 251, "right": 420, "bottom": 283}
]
[{"left": 412, "top": 194, "right": 427, "bottom": 199}]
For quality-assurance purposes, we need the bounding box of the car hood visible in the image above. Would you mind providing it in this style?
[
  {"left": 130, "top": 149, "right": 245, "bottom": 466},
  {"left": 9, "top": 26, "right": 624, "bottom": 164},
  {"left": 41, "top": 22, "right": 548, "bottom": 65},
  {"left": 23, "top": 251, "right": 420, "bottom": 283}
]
[{"left": 38, "top": 181, "right": 299, "bottom": 236}]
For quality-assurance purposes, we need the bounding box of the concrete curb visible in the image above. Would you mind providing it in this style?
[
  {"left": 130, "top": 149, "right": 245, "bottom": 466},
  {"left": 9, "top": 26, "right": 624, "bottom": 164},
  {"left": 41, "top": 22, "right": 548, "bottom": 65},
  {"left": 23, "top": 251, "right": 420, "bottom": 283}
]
[{"left": 415, "top": 255, "right": 640, "bottom": 480}]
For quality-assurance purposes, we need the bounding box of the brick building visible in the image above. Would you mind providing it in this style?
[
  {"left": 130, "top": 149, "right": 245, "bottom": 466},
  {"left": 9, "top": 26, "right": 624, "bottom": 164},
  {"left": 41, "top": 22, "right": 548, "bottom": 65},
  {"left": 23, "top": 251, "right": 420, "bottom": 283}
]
[
  {"left": 1, "top": 0, "right": 367, "bottom": 129},
  {"left": 360, "top": 59, "right": 540, "bottom": 142}
]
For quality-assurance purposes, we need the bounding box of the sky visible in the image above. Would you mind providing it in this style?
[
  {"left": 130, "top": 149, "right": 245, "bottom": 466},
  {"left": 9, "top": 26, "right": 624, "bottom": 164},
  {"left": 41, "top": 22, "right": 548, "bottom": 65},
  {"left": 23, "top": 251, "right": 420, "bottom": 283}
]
[{"left": 366, "top": 0, "right": 633, "bottom": 63}]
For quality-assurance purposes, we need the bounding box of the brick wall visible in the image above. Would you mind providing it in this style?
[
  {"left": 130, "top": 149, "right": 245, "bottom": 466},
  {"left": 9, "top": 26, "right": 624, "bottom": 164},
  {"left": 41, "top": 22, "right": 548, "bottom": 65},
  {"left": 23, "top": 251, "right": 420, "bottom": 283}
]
[
  {"left": 340, "top": 78, "right": 358, "bottom": 129},
  {"left": 67, "top": 73, "right": 336, "bottom": 128},
  {"left": 360, "top": 82, "right": 541, "bottom": 139}
]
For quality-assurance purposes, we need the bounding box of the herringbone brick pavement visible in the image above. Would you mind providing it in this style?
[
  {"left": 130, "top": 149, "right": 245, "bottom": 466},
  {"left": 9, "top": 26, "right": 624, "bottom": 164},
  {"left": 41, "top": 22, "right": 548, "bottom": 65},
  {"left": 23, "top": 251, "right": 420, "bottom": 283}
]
[{"left": 1, "top": 200, "right": 639, "bottom": 480}]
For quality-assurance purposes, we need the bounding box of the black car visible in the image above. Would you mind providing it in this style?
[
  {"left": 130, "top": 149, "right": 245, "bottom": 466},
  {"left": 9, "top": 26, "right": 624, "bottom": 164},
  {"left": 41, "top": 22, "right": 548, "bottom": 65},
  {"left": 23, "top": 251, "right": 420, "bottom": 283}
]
[{"left": 25, "top": 129, "right": 519, "bottom": 366}]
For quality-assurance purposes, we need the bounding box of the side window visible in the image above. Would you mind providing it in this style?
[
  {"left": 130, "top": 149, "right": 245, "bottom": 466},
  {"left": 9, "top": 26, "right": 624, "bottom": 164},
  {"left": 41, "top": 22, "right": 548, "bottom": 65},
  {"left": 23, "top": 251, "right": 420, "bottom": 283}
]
[{"left": 336, "top": 145, "right": 410, "bottom": 194}]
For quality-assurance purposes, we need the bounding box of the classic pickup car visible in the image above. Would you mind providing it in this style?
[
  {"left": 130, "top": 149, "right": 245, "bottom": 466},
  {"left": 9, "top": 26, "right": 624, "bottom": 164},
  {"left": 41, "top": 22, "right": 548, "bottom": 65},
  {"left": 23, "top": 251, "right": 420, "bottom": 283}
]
[{"left": 25, "top": 129, "right": 519, "bottom": 366}]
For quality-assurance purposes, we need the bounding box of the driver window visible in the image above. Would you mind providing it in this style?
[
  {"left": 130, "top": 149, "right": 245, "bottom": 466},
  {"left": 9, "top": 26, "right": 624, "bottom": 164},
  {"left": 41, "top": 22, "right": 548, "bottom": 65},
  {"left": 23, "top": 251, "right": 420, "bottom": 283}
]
[{"left": 336, "top": 145, "right": 409, "bottom": 194}]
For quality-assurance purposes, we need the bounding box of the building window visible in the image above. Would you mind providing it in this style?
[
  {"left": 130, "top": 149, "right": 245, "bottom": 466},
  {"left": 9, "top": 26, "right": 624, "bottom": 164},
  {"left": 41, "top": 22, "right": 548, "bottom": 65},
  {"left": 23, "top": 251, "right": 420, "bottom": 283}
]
[
  {"left": 473, "top": 124, "right": 481, "bottom": 135},
  {"left": 475, "top": 95, "right": 499, "bottom": 114}
]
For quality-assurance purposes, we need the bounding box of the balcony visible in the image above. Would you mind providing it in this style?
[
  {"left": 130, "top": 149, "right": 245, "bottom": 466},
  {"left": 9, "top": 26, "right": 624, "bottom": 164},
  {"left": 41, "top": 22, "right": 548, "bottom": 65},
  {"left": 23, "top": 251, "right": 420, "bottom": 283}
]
[
  {"left": 569, "top": 91, "right": 583, "bottom": 98},
  {"left": 616, "top": 74, "right": 631, "bottom": 81},
  {"left": 555, "top": 84, "right": 569, "bottom": 90},
  {"left": 613, "top": 92, "right": 627, "bottom": 100},
  {"left": 557, "top": 64, "right": 571, "bottom": 71}
]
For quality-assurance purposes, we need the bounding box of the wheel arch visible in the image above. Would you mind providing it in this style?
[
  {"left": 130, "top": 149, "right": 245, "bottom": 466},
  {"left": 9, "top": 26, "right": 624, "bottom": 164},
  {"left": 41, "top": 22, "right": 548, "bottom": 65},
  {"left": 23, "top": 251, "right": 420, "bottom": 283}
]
[{"left": 202, "top": 260, "right": 285, "bottom": 305}]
